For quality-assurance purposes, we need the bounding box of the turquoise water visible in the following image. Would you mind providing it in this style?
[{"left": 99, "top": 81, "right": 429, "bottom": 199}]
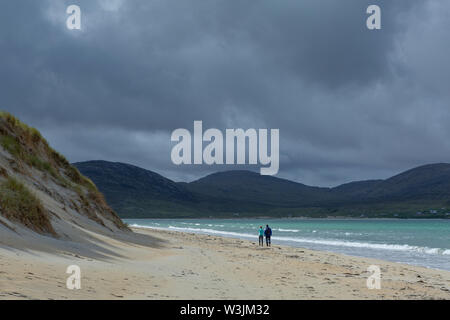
[{"left": 125, "top": 218, "right": 450, "bottom": 271}]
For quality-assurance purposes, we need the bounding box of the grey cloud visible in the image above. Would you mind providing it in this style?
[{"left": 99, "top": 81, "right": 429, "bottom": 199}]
[{"left": 1, "top": 0, "right": 450, "bottom": 186}]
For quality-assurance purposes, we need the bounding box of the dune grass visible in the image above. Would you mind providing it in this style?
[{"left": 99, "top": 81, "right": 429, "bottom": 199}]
[
  {"left": 0, "top": 111, "right": 128, "bottom": 231},
  {"left": 0, "top": 177, "right": 55, "bottom": 235},
  {"left": 0, "top": 111, "right": 97, "bottom": 192}
]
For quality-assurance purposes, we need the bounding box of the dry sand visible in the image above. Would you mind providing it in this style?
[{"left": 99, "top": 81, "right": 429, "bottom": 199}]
[{"left": 0, "top": 227, "right": 449, "bottom": 300}]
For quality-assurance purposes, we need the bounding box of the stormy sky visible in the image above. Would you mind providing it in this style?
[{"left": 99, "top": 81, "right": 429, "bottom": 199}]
[{"left": 1, "top": 0, "right": 450, "bottom": 186}]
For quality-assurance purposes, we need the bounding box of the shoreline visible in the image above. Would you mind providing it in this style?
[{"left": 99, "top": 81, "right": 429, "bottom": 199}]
[
  {"left": 129, "top": 219, "right": 450, "bottom": 272},
  {"left": 1, "top": 227, "right": 449, "bottom": 299},
  {"left": 126, "top": 217, "right": 450, "bottom": 221}
]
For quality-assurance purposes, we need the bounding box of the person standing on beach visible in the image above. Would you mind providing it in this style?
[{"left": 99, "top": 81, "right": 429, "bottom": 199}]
[
  {"left": 258, "top": 226, "right": 264, "bottom": 246},
  {"left": 264, "top": 225, "right": 272, "bottom": 247}
]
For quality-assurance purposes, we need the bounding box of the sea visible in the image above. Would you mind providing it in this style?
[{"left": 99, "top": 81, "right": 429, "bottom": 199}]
[{"left": 125, "top": 218, "right": 450, "bottom": 271}]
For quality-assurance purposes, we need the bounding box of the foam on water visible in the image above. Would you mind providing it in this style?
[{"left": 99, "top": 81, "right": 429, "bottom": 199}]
[
  {"left": 276, "top": 228, "right": 299, "bottom": 232},
  {"left": 127, "top": 218, "right": 450, "bottom": 270},
  {"left": 131, "top": 224, "right": 449, "bottom": 256}
]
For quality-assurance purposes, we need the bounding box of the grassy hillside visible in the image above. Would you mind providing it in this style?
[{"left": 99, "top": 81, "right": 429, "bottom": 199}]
[
  {"left": 75, "top": 161, "right": 450, "bottom": 219},
  {"left": 0, "top": 111, "right": 97, "bottom": 192},
  {"left": 0, "top": 112, "right": 128, "bottom": 233},
  {"left": 0, "top": 175, "right": 55, "bottom": 235},
  {"left": 361, "top": 164, "right": 450, "bottom": 201},
  {"left": 186, "top": 170, "right": 339, "bottom": 207},
  {"left": 74, "top": 161, "right": 199, "bottom": 218}
]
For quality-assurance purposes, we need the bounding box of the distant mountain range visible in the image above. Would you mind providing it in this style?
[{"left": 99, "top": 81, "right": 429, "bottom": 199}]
[{"left": 74, "top": 161, "right": 450, "bottom": 219}]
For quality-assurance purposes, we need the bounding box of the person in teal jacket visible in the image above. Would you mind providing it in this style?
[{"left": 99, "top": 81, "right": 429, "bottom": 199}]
[{"left": 258, "top": 226, "right": 264, "bottom": 246}]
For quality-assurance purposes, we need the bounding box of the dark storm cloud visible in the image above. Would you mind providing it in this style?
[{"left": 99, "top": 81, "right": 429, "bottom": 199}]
[{"left": 1, "top": 0, "right": 450, "bottom": 186}]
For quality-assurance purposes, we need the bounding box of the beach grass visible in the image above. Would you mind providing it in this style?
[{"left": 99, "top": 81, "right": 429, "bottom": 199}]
[{"left": 0, "top": 177, "right": 56, "bottom": 235}]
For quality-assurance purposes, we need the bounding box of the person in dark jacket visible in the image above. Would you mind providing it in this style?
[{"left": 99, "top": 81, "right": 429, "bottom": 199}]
[{"left": 264, "top": 225, "right": 272, "bottom": 247}]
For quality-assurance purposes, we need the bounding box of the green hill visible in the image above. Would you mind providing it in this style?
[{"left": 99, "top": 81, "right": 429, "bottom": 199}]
[
  {"left": 75, "top": 161, "right": 450, "bottom": 219},
  {"left": 0, "top": 112, "right": 128, "bottom": 237},
  {"left": 74, "top": 161, "right": 199, "bottom": 218}
]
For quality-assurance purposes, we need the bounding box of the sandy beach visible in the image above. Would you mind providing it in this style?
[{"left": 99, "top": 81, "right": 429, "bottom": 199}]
[{"left": 0, "top": 227, "right": 449, "bottom": 300}]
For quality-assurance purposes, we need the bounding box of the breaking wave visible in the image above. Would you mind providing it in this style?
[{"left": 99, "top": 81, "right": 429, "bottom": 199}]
[{"left": 130, "top": 224, "right": 449, "bottom": 256}]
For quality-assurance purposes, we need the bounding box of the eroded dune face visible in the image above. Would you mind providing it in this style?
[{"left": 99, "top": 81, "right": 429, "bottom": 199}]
[{"left": 0, "top": 112, "right": 130, "bottom": 249}]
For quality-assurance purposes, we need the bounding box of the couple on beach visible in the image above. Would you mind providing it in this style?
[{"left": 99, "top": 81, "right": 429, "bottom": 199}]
[{"left": 258, "top": 225, "right": 272, "bottom": 247}]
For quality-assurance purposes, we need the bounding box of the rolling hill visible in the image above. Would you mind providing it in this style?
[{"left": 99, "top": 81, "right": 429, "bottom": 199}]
[
  {"left": 74, "top": 161, "right": 198, "bottom": 218},
  {"left": 75, "top": 161, "right": 450, "bottom": 218}
]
